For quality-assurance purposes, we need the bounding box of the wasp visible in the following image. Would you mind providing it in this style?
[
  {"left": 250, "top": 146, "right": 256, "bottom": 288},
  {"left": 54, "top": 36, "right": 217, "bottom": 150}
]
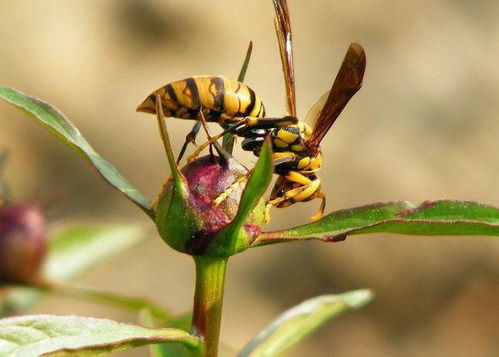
[
  {"left": 137, "top": 0, "right": 365, "bottom": 222},
  {"left": 239, "top": 0, "right": 366, "bottom": 221},
  {"left": 137, "top": 76, "right": 297, "bottom": 162}
]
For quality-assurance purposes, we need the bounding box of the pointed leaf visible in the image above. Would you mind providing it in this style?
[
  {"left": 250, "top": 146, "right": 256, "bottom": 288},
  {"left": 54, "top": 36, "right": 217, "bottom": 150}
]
[
  {"left": 254, "top": 200, "right": 499, "bottom": 246},
  {"left": 0, "top": 85, "right": 153, "bottom": 216},
  {"left": 238, "top": 290, "right": 373, "bottom": 357},
  {"left": 0, "top": 315, "right": 201, "bottom": 357}
]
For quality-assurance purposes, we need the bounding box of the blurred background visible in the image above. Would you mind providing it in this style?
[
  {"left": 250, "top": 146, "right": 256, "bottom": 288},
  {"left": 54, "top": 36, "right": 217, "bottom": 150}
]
[{"left": 1, "top": 0, "right": 498, "bottom": 356}]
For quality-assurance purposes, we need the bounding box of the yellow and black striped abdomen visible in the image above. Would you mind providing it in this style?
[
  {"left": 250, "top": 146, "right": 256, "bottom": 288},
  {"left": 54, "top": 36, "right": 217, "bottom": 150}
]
[{"left": 137, "top": 76, "right": 265, "bottom": 124}]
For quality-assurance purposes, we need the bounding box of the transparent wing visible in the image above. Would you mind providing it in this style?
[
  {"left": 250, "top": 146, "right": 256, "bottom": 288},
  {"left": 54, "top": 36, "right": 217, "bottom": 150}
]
[
  {"left": 306, "top": 43, "right": 366, "bottom": 151},
  {"left": 304, "top": 91, "right": 329, "bottom": 127}
]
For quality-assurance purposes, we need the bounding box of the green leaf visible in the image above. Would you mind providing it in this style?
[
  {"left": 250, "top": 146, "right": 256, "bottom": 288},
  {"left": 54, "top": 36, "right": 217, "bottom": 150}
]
[
  {"left": 1, "top": 223, "right": 147, "bottom": 316},
  {"left": 254, "top": 200, "right": 499, "bottom": 246},
  {"left": 0, "top": 315, "right": 201, "bottom": 357},
  {"left": 0, "top": 85, "right": 153, "bottom": 216},
  {"left": 238, "top": 290, "right": 373, "bottom": 357}
]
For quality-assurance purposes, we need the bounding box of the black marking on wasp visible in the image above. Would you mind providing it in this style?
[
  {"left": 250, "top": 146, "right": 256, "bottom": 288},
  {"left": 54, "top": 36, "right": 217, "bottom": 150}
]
[{"left": 137, "top": 75, "right": 298, "bottom": 163}]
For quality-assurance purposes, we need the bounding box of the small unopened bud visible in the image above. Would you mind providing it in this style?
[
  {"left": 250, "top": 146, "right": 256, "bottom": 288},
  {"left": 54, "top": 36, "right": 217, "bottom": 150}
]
[
  {"left": 0, "top": 204, "right": 47, "bottom": 284},
  {"left": 155, "top": 155, "right": 266, "bottom": 256}
]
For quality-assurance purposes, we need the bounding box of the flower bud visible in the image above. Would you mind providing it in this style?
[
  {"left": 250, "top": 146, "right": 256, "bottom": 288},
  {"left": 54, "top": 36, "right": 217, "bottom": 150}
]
[
  {"left": 0, "top": 204, "right": 47, "bottom": 284},
  {"left": 154, "top": 155, "right": 266, "bottom": 257}
]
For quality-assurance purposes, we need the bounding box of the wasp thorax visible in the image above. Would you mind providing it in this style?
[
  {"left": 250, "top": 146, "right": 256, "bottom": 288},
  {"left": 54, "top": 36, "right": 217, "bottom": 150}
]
[
  {"left": 0, "top": 204, "right": 47, "bottom": 284},
  {"left": 154, "top": 155, "right": 265, "bottom": 256}
]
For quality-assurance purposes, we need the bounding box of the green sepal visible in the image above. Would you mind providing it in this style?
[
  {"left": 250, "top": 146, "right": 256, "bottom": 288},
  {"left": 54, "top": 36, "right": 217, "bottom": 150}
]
[
  {"left": 154, "top": 179, "right": 198, "bottom": 253},
  {"left": 152, "top": 99, "right": 201, "bottom": 253}
]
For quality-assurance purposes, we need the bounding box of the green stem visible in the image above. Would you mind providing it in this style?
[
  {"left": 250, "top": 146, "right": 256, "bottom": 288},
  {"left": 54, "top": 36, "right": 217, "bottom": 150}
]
[{"left": 191, "top": 256, "right": 228, "bottom": 357}]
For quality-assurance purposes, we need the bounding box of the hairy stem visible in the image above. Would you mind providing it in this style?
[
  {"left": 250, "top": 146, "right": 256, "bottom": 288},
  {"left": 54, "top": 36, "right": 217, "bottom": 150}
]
[{"left": 191, "top": 256, "right": 228, "bottom": 357}]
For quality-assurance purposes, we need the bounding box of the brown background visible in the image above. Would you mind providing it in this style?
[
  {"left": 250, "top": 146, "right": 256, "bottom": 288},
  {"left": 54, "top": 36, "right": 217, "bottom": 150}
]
[{"left": 1, "top": 0, "right": 498, "bottom": 356}]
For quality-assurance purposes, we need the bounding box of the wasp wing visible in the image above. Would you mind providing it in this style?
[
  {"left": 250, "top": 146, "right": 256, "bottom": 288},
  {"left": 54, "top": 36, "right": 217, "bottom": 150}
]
[
  {"left": 273, "top": 0, "right": 296, "bottom": 117},
  {"left": 304, "top": 91, "right": 329, "bottom": 127},
  {"left": 306, "top": 43, "right": 366, "bottom": 151}
]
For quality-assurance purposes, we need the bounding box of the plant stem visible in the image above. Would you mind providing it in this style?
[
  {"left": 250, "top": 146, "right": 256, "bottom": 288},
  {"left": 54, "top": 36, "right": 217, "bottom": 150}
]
[{"left": 191, "top": 256, "right": 228, "bottom": 357}]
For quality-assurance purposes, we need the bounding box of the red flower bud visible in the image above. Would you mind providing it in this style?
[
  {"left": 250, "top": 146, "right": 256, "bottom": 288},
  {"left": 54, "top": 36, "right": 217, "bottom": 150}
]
[
  {"left": 0, "top": 204, "right": 47, "bottom": 284},
  {"left": 154, "top": 155, "right": 266, "bottom": 256}
]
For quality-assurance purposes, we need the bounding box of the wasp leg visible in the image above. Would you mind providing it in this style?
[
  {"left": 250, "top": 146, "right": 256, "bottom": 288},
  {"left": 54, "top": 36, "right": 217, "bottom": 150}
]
[
  {"left": 310, "top": 192, "right": 326, "bottom": 221},
  {"left": 266, "top": 171, "right": 323, "bottom": 221},
  {"left": 188, "top": 116, "right": 297, "bottom": 163},
  {"left": 177, "top": 122, "right": 201, "bottom": 164},
  {"left": 188, "top": 108, "right": 230, "bottom": 162},
  {"left": 213, "top": 155, "right": 295, "bottom": 209},
  {"left": 198, "top": 108, "right": 216, "bottom": 157},
  {"left": 264, "top": 196, "right": 287, "bottom": 223},
  {"left": 187, "top": 119, "right": 248, "bottom": 163},
  {"left": 213, "top": 174, "right": 248, "bottom": 206},
  {"left": 273, "top": 154, "right": 296, "bottom": 166},
  {"left": 284, "top": 173, "right": 323, "bottom": 222},
  {"left": 187, "top": 128, "right": 231, "bottom": 163}
]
